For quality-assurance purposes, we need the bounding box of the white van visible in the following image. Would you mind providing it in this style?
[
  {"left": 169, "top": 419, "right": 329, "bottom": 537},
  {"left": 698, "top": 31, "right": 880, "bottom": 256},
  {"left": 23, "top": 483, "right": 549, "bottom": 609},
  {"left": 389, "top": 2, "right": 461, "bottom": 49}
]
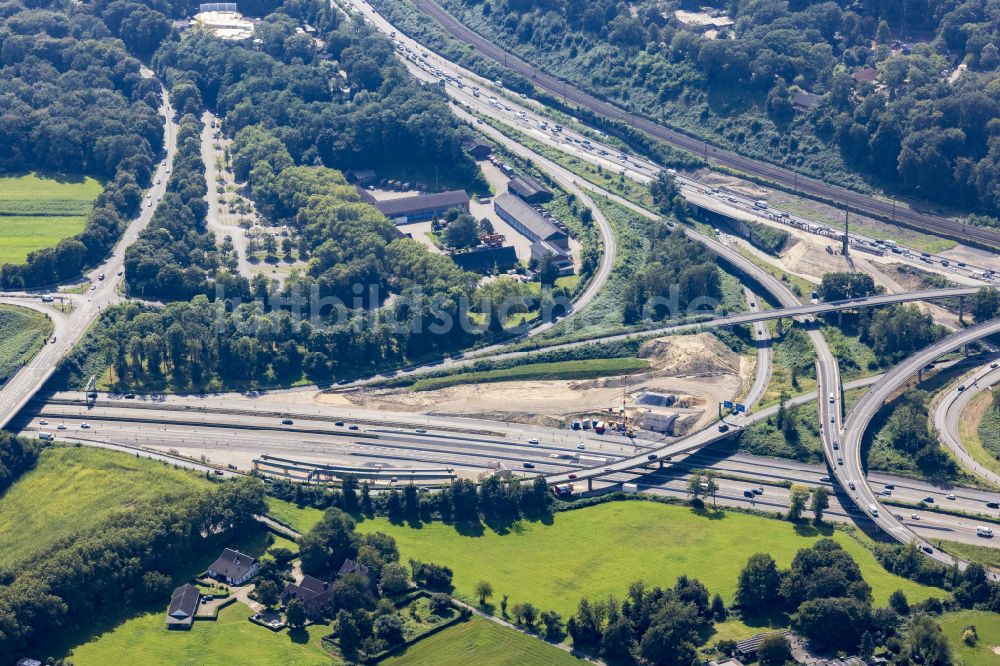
[
  {"left": 38, "top": 432, "right": 53, "bottom": 441},
  {"left": 976, "top": 526, "right": 994, "bottom": 538},
  {"left": 868, "top": 504, "right": 879, "bottom": 517}
]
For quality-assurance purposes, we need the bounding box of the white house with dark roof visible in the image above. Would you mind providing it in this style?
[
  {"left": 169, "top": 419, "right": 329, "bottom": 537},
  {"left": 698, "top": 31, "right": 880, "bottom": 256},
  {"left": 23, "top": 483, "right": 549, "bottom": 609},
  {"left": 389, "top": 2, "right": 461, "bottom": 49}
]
[
  {"left": 166, "top": 583, "right": 201, "bottom": 629},
  {"left": 207, "top": 548, "right": 258, "bottom": 585}
]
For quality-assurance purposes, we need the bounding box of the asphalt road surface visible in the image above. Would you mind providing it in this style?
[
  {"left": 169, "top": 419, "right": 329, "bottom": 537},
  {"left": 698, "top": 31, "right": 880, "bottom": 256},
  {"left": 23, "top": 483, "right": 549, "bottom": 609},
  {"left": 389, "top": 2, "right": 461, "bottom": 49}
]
[
  {"left": 404, "top": 0, "right": 1000, "bottom": 250},
  {"left": 0, "top": 83, "right": 178, "bottom": 430}
]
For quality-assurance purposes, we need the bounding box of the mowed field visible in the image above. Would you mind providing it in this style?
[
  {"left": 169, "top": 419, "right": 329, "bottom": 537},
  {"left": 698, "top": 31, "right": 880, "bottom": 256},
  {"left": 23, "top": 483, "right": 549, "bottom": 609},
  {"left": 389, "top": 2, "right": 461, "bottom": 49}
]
[
  {"left": 938, "top": 610, "right": 1000, "bottom": 665},
  {"left": 0, "top": 173, "right": 102, "bottom": 264},
  {"left": 0, "top": 446, "right": 209, "bottom": 568},
  {"left": 69, "top": 601, "right": 333, "bottom": 666},
  {"left": 382, "top": 616, "right": 586, "bottom": 666},
  {"left": 352, "top": 501, "right": 941, "bottom": 617},
  {"left": 0, "top": 304, "right": 52, "bottom": 382}
]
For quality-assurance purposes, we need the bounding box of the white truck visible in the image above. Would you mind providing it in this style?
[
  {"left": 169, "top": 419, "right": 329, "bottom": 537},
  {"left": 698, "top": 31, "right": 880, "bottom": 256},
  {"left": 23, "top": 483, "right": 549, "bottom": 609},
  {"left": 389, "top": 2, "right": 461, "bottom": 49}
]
[{"left": 622, "top": 482, "right": 639, "bottom": 494}]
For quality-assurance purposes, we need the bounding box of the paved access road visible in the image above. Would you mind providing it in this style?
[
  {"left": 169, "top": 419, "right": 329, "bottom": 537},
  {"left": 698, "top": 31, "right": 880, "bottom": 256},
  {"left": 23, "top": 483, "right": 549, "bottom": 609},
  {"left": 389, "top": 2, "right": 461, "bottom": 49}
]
[
  {"left": 405, "top": 0, "right": 1000, "bottom": 250},
  {"left": 0, "top": 86, "right": 179, "bottom": 430},
  {"left": 933, "top": 362, "right": 1000, "bottom": 487}
]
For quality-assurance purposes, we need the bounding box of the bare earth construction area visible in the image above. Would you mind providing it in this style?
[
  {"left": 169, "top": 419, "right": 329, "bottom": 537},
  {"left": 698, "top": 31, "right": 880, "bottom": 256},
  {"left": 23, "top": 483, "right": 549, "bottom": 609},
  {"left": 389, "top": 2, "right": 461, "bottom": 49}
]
[{"left": 323, "top": 333, "right": 747, "bottom": 432}]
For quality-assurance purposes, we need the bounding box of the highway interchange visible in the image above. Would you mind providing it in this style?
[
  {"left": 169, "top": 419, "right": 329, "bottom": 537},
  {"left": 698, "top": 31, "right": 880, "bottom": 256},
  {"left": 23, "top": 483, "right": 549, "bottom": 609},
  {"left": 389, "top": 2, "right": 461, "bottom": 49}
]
[
  {"left": 0, "top": 3, "right": 995, "bottom": 577},
  {"left": 336, "top": 0, "right": 1000, "bottom": 570}
]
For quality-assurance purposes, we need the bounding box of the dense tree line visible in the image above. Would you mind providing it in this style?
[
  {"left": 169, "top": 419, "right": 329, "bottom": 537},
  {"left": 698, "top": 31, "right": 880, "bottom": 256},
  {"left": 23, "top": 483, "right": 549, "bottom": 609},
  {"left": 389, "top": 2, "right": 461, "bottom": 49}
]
[
  {"left": 0, "top": 0, "right": 165, "bottom": 288},
  {"left": 68, "top": 0, "right": 537, "bottom": 387},
  {"left": 0, "top": 476, "right": 267, "bottom": 661},
  {"left": 566, "top": 575, "right": 724, "bottom": 665},
  {"left": 152, "top": 0, "right": 484, "bottom": 188},
  {"left": 874, "top": 389, "right": 958, "bottom": 479},
  {"left": 858, "top": 304, "right": 943, "bottom": 365},
  {"left": 124, "top": 112, "right": 219, "bottom": 300},
  {"left": 0, "top": 432, "right": 41, "bottom": 495},
  {"left": 622, "top": 226, "right": 722, "bottom": 323},
  {"left": 438, "top": 0, "right": 1000, "bottom": 214},
  {"left": 819, "top": 271, "right": 881, "bottom": 301},
  {"left": 266, "top": 474, "right": 551, "bottom": 527},
  {"left": 734, "top": 539, "right": 956, "bottom": 657}
]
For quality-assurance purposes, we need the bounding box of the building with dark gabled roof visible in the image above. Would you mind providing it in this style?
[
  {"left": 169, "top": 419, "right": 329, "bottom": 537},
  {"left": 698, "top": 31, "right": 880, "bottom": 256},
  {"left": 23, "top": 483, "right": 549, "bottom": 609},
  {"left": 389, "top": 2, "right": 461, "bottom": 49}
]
[
  {"left": 166, "top": 583, "right": 201, "bottom": 629},
  {"left": 282, "top": 574, "right": 334, "bottom": 619},
  {"left": 207, "top": 548, "right": 258, "bottom": 586},
  {"left": 337, "top": 558, "right": 371, "bottom": 585},
  {"left": 792, "top": 90, "right": 822, "bottom": 109},
  {"left": 463, "top": 138, "right": 492, "bottom": 160},
  {"left": 451, "top": 245, "right": 518, "bottom": 273},
  {"left": 346, "top": 168, "right": 377, "bottom": 185},
  {"left": 375, "top": 190, "right": 469, "bottom": 225},
  {"left": 852, "top": 66, "right": 878, "bottom": 83},
  {"left": 337, "top": 558, "right": 370, "bottom": 577},
  {"left": 507, "top": 174, "right": 553, "bottom": 204},
  {"left": 494, "top": 193, "right": 567, "bottom": 249},
  {"left": 530, "top": 240, "right": 574, "bottom": 275}
]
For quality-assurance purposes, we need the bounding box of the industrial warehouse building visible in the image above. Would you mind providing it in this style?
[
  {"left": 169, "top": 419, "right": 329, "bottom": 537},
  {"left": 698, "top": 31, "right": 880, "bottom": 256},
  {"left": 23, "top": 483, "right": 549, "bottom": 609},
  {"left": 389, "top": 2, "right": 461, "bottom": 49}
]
[
  {"left": 493, "top": 193, "right": 567, "bottom": 248},
  {"left": 507, "top": 174, "right": 553, "bottom": 204},
  {"left": 375, "top": 190, "right": 469, "bottom": 225}
]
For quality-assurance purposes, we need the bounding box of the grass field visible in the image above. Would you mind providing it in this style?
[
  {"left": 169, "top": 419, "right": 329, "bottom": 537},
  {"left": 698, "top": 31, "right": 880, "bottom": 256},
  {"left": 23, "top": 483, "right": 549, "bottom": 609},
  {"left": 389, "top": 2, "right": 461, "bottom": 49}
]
[
  {"left": 407, "top": 358, "right": 650, "bottom": 392},
  {"left": 0, "top": 172, "right": 102, "bottom": 264},
  {"left": 267, "top": 497, "right": 325, "bottom": 533},
  {"left": 938, "top": 610, "right": 1000, "bottom": 666},
  {"left": 967, "top": 389, "right": 1000, "bottom": 477},
  {"left": 382, "top": 616, "right": 585, "bottom": 665},
  {"left": 0, "top": 446, "right": 209, "bottom": 568},
  {"left": 934, "top": 539, "right": 1000, "bottom": 569},
  {"left": 69, "top": 599, "right": 333, "bottom": 666},
  {"left": 333, "top": 500, "right": 940, "bottom": 617},
  {"left": 0, "top": 304, "right": 52, "bottom": 382}
]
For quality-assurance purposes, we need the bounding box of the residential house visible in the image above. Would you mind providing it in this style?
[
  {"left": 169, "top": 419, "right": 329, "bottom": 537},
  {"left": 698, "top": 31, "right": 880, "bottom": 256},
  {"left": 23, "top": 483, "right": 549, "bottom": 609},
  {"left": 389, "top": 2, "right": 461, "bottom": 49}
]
[
  {"left": 852, "top": 67, "right": 878, "bottom": 83},
  {"left": 207, "top": 548, "right": 258, "bottom": 586},
  {"left": 337, "top": 558, "right": 371, "bottom": 587},
  {"left": 530, "top": 240, "right": 573, "bottom": 275},
  {"left": 792, "top": 90, "right": 822, "bottom": 110},
  {"left": 282, "top": 574, "right": 334, "bottom": 619},
  {"left": 166, "top": 583, "right": 201, "bottom": 630}
]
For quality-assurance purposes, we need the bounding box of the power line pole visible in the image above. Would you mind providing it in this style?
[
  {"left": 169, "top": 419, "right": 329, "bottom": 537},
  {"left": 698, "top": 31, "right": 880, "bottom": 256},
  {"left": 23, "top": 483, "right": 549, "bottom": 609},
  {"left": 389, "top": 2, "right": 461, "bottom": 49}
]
[{"left": 843, "top": 210, "right": 849, "bottom": 257}]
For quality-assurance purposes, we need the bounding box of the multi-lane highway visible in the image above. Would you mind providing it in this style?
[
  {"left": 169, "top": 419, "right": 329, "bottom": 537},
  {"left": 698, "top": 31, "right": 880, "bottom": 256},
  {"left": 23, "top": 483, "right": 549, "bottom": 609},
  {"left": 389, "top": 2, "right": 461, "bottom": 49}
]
[
  {"left": 401, "top": 0, "right": 1000, "bottom": 250},
  {"left": 933, "top": 362, "right": 1000, "bottom": 487},
  {"left": 19, "top": 387, "right": 999, "bottom": 547},
  {"left": 841, "top": 318, "right": 1000, "bottom": 566},
  {"left": 0, "top": 86, "right": 178, "bottom": 430},
  {"left": 356, "top": 0, "right": 999, "bottom": 286}
]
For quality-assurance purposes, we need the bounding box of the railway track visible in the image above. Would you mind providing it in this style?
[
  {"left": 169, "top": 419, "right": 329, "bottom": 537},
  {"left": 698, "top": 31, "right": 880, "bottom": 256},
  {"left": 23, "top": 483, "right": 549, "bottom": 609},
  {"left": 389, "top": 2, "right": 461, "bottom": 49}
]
[{"left": 411, "top": 0, "right": 1000, "bottom": 250}]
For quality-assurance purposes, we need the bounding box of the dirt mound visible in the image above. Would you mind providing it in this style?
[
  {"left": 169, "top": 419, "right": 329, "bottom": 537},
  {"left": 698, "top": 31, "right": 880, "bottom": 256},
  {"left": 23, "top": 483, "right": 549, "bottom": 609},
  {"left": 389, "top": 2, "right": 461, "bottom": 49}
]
[{"left": 638, "top": 333, "right": 741, "bottom": 376}]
